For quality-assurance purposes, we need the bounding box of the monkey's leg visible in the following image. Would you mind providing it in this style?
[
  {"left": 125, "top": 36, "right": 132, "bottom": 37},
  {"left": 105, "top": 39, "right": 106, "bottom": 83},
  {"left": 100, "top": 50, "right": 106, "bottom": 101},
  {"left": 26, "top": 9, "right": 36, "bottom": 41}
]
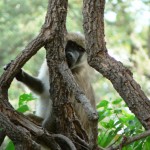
[{"left": 16, "top": 69, "right": 44, "bottom": 95}]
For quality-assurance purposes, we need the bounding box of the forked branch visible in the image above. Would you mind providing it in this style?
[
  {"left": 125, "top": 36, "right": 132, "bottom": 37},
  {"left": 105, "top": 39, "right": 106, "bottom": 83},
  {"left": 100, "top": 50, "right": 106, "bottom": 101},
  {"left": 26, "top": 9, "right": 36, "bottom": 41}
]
[{"left": 0, "top": 0, "right": 98, "bottom": 149}]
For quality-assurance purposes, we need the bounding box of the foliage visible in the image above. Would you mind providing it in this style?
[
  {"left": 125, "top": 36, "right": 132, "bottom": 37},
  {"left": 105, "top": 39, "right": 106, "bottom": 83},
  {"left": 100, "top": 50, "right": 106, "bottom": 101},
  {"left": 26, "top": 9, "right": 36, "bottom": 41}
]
[
  {"left": 0, "top": 0, "right": 149, "bottom": 100},
  {"left": 97, "top": 99, "right": 150, "bottom": 149},
  {"left": 17, "top": 93, "right": 36, "bottom": 113},
  {"left": 0, "top": 0, "right": 149, "bottom": 149},
  {"left": 5, "top": 141, "right": 14, "bottom": 150},
  {"left": 4, "top": 94, "right": 150, "bottom": 150},
  {"left": 5, "top": 93, "right": 35, "bottom": 150}
]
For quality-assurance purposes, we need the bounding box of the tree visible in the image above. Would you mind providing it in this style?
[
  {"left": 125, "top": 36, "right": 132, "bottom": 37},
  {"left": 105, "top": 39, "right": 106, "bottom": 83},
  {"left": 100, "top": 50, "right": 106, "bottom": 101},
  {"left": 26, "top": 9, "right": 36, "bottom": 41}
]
[{"left": 0, "top": 0, "right": 150, "bottom": 150}]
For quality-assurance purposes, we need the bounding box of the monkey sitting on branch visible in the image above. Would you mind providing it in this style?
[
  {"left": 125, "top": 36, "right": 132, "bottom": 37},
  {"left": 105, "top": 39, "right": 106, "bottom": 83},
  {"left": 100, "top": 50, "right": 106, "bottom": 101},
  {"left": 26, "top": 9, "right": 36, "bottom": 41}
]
[{"left": 14, "top": 32, "right": 96, "bottom": 140}]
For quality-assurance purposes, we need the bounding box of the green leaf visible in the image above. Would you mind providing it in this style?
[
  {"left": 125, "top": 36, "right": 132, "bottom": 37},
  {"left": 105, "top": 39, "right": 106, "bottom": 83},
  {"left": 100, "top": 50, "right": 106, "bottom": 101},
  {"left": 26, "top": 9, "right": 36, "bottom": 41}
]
[
  {"left": 101, "top": 122, "right": 110, "bottom": 129},
  {"left": 122, "top": 110, "right": 135, "bottom": 119},
  {"left": 112, "top": 99, "right": 122, "bottom": 105},
  {"left": 98, "top": 109, "right": 112, "bottom": 122},
  {"left": 114, "top": 125, "right": 123, "bottom": 134},
  {"left": 97, "top": 100, "right": 109, "bottom": 108},
  {"left": 17, "top": 105, "right": 29, "bottom": 113},
  {"left": 143, "top": 137, "right": 150, "bottom": 149},
  {"left": 131, "top": 140, "right": 143, "bottom": 150},
  {"left": 98, "top": 130, "right": 116, "bottom": 147},
  {"left": 114, "top": 109, "right": 122, "bottom": 114},
  {"left": 98, "top": 111, "right": 107, "bottom": 122},
  {"left": 98, "top": 131, "right": 108, "bottom": 147},
  {"left": 19, "top": 93, "right": 35, "bottom": 107},
  {"left": 108, "top": 119, "right": 114, "bottom": 128},
  {"left": 119, "top": 116, "right": 134, "bottom": 124},
  {"left": 5, "top": 140, "right": 14, "bottom": 150},
  {"left": 103, "top": 130, "right": 116, "bottom": 147},
  {"left": 122, "top": 145, "right": 133, "bottom": 150}
]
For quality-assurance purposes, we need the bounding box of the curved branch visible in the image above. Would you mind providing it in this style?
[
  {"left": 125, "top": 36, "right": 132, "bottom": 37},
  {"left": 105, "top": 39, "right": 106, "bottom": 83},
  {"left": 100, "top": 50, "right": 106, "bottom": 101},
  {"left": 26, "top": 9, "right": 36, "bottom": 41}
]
[
  {"left": 59, "top": 63, "right": 98, "bottom": 149},
  {"left": 0, "top": 112, "right": 40, "bottom": 150},
  {"left": 0, "top": 0, "right": 64, "bottom": 90},
  {"left": 53, "top": 134, "right": 77, "bottom": 150},
  {"left": 0, "top": 32, "right": 47, "bottom": 91},
  {"left": 0, "top": 130, "right": 5, "bottom": 146},
  {"left": 59, "top": 63, "right": 98, "bottom": 121},
  {"left": 0, "top": 102, "right": 76, "bottom": 150},
  {"left": 124, "top": 130, "right": 150, "bottom": 147},
  {"left": 107, "top": 130, "right": 150, "bottom": 150},
  {"left": 73, "top": 133, "right": 89, "bottom": 149},
  {"left": 0, "top": 0, "right": 100, "bottom": 149},
  {"left": 83, "top": 0, "right": 150, "bottom": 130}
]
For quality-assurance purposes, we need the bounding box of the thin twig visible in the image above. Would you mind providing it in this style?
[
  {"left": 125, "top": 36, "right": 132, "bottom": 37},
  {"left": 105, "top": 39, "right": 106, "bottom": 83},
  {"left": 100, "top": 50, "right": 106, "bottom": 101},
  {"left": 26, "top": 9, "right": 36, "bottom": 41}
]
[{"left": 107, "top": 130, "right": 150, "bottom": 150}]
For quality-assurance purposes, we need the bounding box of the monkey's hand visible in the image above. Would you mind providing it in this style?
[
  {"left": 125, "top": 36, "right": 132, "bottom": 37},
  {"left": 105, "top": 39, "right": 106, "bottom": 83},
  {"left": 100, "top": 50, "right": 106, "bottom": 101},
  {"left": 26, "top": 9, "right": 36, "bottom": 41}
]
[
  {"left": 3, "top": 60, "right": 13, "bottom": 70},
  {"left": 15, "top": 69, "right": 24, "bottom": 81},
  {"left": 3, "top": 61, "right": 23, "bottom": 81}
]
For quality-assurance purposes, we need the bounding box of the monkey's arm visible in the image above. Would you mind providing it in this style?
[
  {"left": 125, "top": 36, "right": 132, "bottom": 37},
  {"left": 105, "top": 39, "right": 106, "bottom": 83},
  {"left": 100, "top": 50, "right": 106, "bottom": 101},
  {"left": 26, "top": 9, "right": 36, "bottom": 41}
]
[{"left": 16, "top": 69, "right": 44, "bottom": 95}]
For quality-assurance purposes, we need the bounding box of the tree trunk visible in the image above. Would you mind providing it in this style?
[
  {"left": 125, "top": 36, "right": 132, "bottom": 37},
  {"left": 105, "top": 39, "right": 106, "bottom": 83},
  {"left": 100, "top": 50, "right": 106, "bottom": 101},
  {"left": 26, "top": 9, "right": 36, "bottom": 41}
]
[
  {"left": 83, "top": 0, "right": 150, "bottom": 129},
  {"left": 0, "top": 0, "right": 150, "bottom": 150}
]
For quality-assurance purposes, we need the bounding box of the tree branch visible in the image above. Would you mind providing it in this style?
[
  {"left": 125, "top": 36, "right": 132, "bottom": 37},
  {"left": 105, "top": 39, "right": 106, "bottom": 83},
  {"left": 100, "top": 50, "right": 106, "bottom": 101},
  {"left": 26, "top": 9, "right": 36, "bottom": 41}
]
[
  {"left": 83, "top": 0, "right": 150, "bottom": 130},
  {"left": 0, "top": 34, "right": 45, "bottom": 90},
  {"left": 0, "top": 0, "right": 77, "bottom": 149},
  {"left": 0, "top": 112, "right": 40, "bottom": 150},
  {"left": 0, "top": 101, "right": 77, "bottom": 149},
  {"left": 53, "top": 134, "right": 77, "bottom": 150},
  {"left": 59, "top": 62, "right": 98, "bottom": 149},
  {"left": 0, "top": 129, "right": 5, "bottom": 146},
  {"left": 59, "top": 63, "right": 98, "bottom": 120},
  {"left": 107, "top": 130, "right": 150, "bottom": 150}
]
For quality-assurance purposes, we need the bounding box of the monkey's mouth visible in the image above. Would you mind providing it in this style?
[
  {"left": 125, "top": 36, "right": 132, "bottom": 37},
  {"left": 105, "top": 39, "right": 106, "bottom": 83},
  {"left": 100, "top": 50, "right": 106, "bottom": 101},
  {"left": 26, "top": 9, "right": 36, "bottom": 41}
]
[{"left": 67, "top": 60, "right": 73, "bottom": 68}]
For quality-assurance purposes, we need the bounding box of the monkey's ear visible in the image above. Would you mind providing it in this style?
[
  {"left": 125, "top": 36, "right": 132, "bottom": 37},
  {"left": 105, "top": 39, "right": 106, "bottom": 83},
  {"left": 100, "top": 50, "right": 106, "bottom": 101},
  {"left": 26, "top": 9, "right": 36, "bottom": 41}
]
[{"left": 3, "top": 60, "right": 13, "bottom": 70}]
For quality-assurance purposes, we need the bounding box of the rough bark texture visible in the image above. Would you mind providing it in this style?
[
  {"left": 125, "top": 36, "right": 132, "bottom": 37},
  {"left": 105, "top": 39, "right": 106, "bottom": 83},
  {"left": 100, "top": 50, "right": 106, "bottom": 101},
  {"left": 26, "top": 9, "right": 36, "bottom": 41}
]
[
  {"left": 0, "top": 112, "right": 40, "bottom": 150},
  {"left": 83, "top": 0, "right": 150, "bottom": 129},
  {"left": 0, "top": 0, "right": 79, "bottom": 149},
  {"left": 44, "top": 1, "right": 93, "bottom": 148},
  {"left": 0, "top": 0, "right": 150, "bottom": 149},
  {"left": 0, "top": 0, "right": 98, "bottom": 149}
]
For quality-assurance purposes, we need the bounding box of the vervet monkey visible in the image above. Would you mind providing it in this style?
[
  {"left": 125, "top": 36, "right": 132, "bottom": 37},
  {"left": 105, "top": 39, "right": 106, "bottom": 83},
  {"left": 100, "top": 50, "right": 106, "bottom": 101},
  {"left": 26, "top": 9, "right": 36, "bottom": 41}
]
[{"left": 15, "top": 32, "right": 96, "bottom": 138}]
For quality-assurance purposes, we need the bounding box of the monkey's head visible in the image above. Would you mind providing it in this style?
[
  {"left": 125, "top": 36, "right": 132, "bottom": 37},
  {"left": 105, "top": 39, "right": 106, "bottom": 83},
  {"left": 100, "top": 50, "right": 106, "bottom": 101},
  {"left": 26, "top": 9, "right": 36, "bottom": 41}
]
[{"left": 65, "top": 33, "right": 87, "bottom": 69}]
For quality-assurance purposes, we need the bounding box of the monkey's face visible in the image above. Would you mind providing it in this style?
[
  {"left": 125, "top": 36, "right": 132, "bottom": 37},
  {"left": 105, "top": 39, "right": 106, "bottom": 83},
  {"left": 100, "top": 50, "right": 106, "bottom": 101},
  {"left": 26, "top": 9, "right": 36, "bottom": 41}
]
[{"left": 65, "top": 40, "right": 85, "bottom": 69}]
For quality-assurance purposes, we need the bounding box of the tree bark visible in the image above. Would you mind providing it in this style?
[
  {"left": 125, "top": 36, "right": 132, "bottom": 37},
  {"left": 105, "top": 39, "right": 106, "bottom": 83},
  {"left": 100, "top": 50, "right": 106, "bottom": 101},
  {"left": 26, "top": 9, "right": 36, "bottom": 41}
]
[
  {"left": 1, "top": 0, "right": 150, "bottom": 149},
  {"left": 83, "top": 0, "right": 150, "bottom": 129},
  {"left": 0, "top": 0, "right": 98, "bottom": 149}
]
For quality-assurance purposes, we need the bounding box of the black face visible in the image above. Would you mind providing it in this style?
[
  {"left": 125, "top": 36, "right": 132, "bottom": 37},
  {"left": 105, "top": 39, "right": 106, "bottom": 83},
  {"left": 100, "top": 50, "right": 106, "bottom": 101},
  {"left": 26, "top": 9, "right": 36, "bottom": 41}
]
[{"left": 65, "top": 40, "right": 85, "bottom": 69}]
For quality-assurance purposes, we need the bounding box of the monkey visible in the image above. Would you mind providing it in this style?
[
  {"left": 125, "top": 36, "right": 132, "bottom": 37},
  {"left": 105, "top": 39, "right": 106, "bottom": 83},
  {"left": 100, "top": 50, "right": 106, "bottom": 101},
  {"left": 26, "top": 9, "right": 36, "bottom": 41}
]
[{"left": 13, "top": 32, "right": 96, "bottom": 139}]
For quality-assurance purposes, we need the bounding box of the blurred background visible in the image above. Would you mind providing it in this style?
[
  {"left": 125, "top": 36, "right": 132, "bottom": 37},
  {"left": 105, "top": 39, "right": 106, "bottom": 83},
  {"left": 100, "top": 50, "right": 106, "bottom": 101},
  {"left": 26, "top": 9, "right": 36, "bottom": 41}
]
[
  {"left": 0, "top": 0, "right": 149, "bottom": 105},
  {"left": 0, "top": 0, "right": 150, "bottom": 149}
]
